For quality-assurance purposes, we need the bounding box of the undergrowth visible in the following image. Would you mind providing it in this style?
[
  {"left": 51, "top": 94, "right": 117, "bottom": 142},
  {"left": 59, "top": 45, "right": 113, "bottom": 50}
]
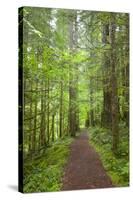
[
  {"left": 89, "top": 123, "right": 129, "bottom": 187},
  {"left": 23, "top": 137, "right": 73, "bottom": 193}
]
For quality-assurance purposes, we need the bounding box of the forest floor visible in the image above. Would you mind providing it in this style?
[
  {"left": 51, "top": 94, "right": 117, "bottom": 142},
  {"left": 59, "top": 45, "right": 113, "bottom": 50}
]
[{"left": 62, "top": 129, "right": 113, "bottom": 191}]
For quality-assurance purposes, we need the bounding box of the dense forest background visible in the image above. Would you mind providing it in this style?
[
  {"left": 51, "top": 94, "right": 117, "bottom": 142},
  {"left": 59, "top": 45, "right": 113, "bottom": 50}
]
[{"left": 19, "top": 7, "right": 129, "bottom": 192}]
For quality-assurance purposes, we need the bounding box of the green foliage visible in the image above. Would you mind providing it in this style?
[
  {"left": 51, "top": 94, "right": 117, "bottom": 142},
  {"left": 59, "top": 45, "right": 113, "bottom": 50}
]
[
  {"left": 89, "top": 126, "right": 112, "bottom": 145},
  {"left": 89, "top": 126, "right": 129, "bottom": 186},
  {"left": 21, "top": 7, "right": 129, "bottom": 192},
  {"left": 23, "top": 137, "right": 73, "bottom": 193}
]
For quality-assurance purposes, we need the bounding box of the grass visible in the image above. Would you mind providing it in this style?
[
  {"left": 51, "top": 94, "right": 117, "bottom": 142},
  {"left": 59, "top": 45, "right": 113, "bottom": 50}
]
[
  {"left": 23, "top": 137, "right": 73, "bottom": 193},
  {"left": 88, "top": 125, "right": 129, "bottom": 187}
]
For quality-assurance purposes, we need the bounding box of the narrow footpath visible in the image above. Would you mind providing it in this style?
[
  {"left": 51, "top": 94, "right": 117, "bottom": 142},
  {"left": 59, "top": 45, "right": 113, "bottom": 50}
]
[{"left": 62, "top": 129, "right": 113, "bottom": 190}]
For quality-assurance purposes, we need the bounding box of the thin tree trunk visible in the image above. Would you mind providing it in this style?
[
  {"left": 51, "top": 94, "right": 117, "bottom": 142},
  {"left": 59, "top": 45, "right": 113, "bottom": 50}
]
[
  {"left": 47, "top": 78, "right": 50, "bottom": 143},
  {"left": 89, "top": 77, "right": 94, "bottom": 126},
  {"left": 29, "top": 79, "right": 33, "bottom": 153},
  {"left": 59, "top": 81, "right": 63, "bottom": 137},
  {"left": 52, "top": 114, "right": 55, "bottom": 142},
  {"left": 32, "top": 79, "right": 38, "bottom": 153},
  {"left": 56, "top": 112, "right": 59, "bottom": 138},
  {"left": 40, "top": 80, "right": 46, "bottom": 148}
]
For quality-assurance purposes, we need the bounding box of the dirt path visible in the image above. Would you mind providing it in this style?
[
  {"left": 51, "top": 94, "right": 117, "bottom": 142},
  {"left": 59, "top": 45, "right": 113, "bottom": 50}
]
[{"left": 62, "top": 129, "right": 113, "bottom": 191}]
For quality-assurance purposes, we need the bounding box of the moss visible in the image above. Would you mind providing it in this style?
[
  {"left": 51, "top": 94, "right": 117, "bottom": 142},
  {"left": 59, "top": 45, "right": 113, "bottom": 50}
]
[{"left": 23, "top": 137, "right": 73, "bottom": 193}]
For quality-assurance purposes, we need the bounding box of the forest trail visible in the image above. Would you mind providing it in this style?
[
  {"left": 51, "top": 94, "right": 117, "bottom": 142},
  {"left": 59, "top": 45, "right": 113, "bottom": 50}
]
[{"left": 62, "top": 129, "right": 113, "bottom": 190}]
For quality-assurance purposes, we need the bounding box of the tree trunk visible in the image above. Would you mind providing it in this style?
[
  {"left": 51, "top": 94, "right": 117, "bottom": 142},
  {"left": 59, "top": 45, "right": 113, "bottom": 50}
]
[
  {"left": 56, "top": 112, "right": 59, "bottom": 138},
  {"left": 40, "top": 80, "right": 46, "bottom": 148},
  {"left": 59, "top": 81, "right": 63, "bottom": 137},
  {"left": 101, "top": 23, "right": 112, "bottom": 128},
  {"left": 29, "top": 79, "right": 33, "bottom": 153},
  {"left": 89, "top": 77, "right": 95, "bottom": 126},
  {"left": 110, "top": 14, "right": 119, "bottom": 154},
  {"left": 47, "top": 78, "right": 50, "bottom": 143},
  {"left": 124, "top": 16, "right": 129, "bottom": 127},
  {"left": 32, "top": 79, "right": 38, "bottom": 153},
  {"left": 68, "top": 11, "right": 78, "bottom": 137},
  {"left": 52, "top": 114, "right": 55, "bottom": 142}
]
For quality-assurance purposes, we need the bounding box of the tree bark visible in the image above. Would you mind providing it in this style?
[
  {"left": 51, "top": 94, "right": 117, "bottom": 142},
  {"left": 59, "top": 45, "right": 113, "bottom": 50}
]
[
  {"left": 101, "top": 23, "right": 112, "bottom": 128},
  {"left": 59, "top": 81, "right": 63, "bottom": 137},
  {"left": 47, "top": 78, "right": 50, "bottom": 143},
  {"left": 89, "top": 77, "right": 95, "bottom": 126},
  {"left": 110, "top": 14, "right": 119, "bottom": 154},
  {"left": 32, "top": 79, "right": 38, "bottom": 153},
  {"left": 40, "top": 80, "right": 46, "bottom": 148},
  {"left": 68, "top": 11, "right": 78, "bottom": 137},
  {"left": 28, "top": 79, "right": 33, "bottom": 153},
  {"left": 52, "top": 114, "right": 55, "bottom": 142}
]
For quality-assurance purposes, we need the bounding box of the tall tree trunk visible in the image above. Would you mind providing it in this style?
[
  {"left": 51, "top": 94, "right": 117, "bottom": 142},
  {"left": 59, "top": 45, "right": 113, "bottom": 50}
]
[
  {"left": 29, "top": 79, "right": 33, "bottom": 153},
  {"left": 59, "top": 81, "right": 63, "bottom": 137},
  {"left": 124, "top": 16, "right": 129, "bottom": 127},
  {"left": 101, "top": 23, "right": 112, "bottom": 128},
  {"left": 47, "top": 78, "right": 50, "bottom": 143},
  {"left": 68, "top": 11, "right": 78, "bottom": 137},
  {"left": 110, "top": 14, "right": 119, "bottom": 154},
  {"left": 40, "top": 80, "right": 46, "bottom": 148},
  {"left": 52, "top": 114, "right": 55, "bottom": 142},
  {"left": 32, "top": 79, "right": 38, "bottom": 153},
  {"left": 89, "top": 77, "right": 95, "bottom": 126},
  {"left": 56, "top": 112, "right": 59, "bottom": 138}
]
